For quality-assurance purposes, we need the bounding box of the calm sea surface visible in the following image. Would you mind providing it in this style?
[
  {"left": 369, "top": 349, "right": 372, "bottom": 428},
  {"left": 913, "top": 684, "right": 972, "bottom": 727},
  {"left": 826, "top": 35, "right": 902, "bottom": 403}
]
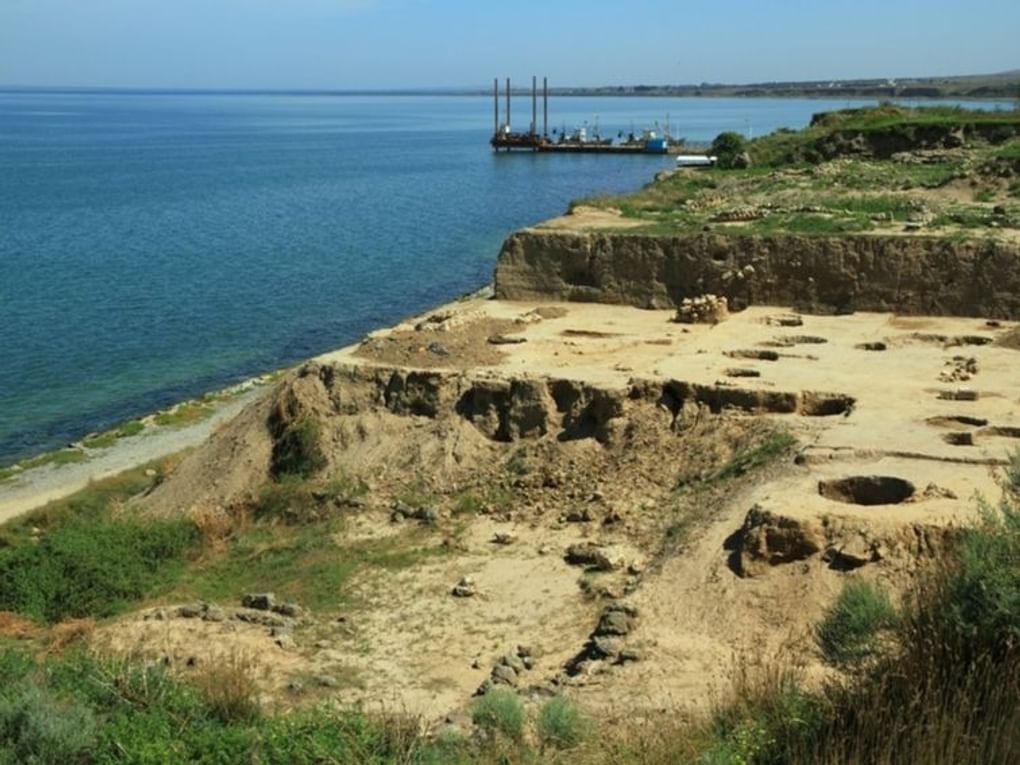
[{"left": 0, "top": 92, "right": 1007, "bottom": 463}]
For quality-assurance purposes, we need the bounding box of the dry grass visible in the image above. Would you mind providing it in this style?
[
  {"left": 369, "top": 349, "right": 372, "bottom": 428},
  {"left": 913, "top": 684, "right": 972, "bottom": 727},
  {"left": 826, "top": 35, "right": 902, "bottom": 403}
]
[
  {"left": 188, "top": 650, "right": 262, "bottom": 723},
  {"left": 191, "top": 504, "right": 250, "bottom": 556},
  {"left": 0, "top": 611, "right": 39, "bottom": 639},
  {"left": 46, "top": 618, "right": 97, "bottom": 653}
]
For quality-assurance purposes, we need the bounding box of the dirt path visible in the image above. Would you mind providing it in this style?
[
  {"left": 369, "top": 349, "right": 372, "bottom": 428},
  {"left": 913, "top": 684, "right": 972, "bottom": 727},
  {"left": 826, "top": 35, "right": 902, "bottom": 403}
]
[{"left": 0, "top": 387, "right": 269, "bottom": 523}]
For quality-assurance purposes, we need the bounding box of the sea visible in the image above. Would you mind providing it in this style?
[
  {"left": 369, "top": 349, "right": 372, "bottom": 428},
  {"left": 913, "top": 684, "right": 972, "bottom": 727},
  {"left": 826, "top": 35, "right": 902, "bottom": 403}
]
[{"left": 0, "top": 91, "right": 1009, "bottom": 464}]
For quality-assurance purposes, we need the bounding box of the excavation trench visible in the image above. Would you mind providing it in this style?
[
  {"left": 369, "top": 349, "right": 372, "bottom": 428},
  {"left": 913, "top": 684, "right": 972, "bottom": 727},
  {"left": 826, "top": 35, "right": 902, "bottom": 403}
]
[{"left": 818, "top": 476, "right": 916, "bottom": 506}]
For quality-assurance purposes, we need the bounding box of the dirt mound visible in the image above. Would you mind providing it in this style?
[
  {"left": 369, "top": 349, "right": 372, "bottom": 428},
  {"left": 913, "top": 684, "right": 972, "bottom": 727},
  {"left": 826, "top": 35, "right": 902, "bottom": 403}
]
[{"left": 142, "top": 394, "right": 276, "bottom": 517}]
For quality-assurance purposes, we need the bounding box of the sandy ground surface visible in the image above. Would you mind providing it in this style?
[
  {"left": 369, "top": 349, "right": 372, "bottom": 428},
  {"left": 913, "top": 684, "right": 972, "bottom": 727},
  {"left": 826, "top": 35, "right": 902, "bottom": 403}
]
[
  {"left": 83, "top": 296, "right": 1020, "bottom": 725},
  {"left": 0, "top": 386, "right": 269, "bottom": 524}
]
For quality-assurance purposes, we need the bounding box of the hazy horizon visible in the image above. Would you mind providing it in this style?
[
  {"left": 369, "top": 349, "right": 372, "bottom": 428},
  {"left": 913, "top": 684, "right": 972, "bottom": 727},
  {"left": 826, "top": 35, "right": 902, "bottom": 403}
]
[{"left": 1, "top": 0, "right": 1017, "bottom": 91}]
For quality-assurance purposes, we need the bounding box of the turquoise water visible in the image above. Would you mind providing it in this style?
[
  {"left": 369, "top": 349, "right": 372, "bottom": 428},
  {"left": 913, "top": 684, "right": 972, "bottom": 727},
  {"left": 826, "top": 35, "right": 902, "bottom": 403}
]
[{"left": 0, "top": 92, "right": 1007, "bottom": 463}]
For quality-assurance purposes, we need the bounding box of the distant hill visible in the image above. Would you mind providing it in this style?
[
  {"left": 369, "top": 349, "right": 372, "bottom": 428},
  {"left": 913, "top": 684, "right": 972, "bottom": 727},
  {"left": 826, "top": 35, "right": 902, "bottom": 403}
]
[{"left": 506, "top": 71, "right": 1020, "bottom": 101}]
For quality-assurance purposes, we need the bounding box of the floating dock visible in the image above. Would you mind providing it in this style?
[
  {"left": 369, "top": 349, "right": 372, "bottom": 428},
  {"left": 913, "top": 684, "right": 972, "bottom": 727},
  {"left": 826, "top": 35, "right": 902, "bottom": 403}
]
[{"left": 490, "top": 76, "right": 685, "bottom": 155}]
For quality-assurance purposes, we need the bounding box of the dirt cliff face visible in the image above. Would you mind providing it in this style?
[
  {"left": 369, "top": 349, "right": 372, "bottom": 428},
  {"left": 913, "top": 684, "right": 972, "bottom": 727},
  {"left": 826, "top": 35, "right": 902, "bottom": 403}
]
[{"left": 494, "top": 230, "right": 1020, "bottom": 318}]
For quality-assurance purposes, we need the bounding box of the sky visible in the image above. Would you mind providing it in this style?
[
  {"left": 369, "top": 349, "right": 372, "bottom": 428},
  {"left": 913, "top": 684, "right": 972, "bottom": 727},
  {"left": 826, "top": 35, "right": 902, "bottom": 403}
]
[{"left": 0, "top": 0, "right": 1017, "bottom": 90}]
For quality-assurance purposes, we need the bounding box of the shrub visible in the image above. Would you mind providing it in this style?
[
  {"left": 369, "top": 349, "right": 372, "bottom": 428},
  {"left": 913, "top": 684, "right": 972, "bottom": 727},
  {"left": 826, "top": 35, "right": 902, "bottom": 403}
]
[
  {"left": 815, "top": 579, "right": 898, "bottom": 665},
  {"left": 0, "top": 515, "right": 197, "bottom": 622},
  {"left": 271, "top": 416, "right": 326, "bottom": 480},
  {"left": 711, "top": 131, "right": 747, "bottom": 169},
  {"left": 471, "top": 687, "right": 525, "bottom": 742},
  {"left": 537, "top": 695, "right": 589, "bottom": 750},
  {"left": 0, "top": 685, "right": 96, "bottom": 765},
  {"left": 945, "top": 496, "right": 1020, "bottom": 658},
  {"left": 255, "top": 478, "right": 322, "bottom": 525}
]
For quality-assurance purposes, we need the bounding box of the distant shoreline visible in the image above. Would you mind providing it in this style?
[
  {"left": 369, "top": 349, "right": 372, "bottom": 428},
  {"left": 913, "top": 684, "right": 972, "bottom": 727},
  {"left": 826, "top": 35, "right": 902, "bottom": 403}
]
[{"left": 1, "top": 71, "right": 1018, "bottom": 101}]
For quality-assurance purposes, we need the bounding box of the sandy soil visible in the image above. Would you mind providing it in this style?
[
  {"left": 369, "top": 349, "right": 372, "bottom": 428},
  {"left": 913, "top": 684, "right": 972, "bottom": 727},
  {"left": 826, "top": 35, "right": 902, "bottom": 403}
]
[{"left": 83, "top": 295, "right": 1020, "bottom": 726}]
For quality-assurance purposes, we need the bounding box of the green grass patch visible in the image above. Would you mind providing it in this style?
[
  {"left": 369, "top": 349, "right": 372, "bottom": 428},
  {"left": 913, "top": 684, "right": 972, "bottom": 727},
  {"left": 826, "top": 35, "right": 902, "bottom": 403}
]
[
  {"left": 249, "top": 472, "right": 376, "bottom": 527},
  {"left": 934, "top": 205, "right": 996, "bottom": 228},
  {"left": 452, "top": 492, "right": 485, "bottom": 515},
  {"left": 711, "top": 431, "right": 797, "bottom": 484},
  {"left": 153, "top": 401, "right": 214, "bottom": 427},
  {"left": 994, "top": 139, "right": 1020, "bottom": 159},
  {"left": 255, "top": 478, "right": 325, "bottom": 525},
  {"left": 0, "top": 462, "right": 169, "bottom": 545},
  {"left": 537, "top": 695, "right": 589, "bottom": 750},
  {"left": 812, "top": 104, "right": 1020, "bottom": 131},
  {"left": 666, "top": 430, "right": 797, "bottom": 548},
  {"left": 819, "top": 194, "right": 918, "bottom": 220},
  {"left": 15, "top": 448, "right": 88, "bottom": 473},
  {"left": 169, "top": 521, "right": 445, "bottom": 613},
  {"left": 0, "top": 647, "right": 433, "bottom": 765},
  {"left": 82, "top": 420, "right": 146, "bottom": 450},
  {"left": 744, "top": 212, "right": 874, "bottom": 235},
  {"left": 0, "top": 513, "right": 197, "bottom": 623},
  {"left": 815, "top": 579, "right": 898, "bottom": 665},
  {"left": 471, "top": 688, "right": 525, "bottom": 743}
]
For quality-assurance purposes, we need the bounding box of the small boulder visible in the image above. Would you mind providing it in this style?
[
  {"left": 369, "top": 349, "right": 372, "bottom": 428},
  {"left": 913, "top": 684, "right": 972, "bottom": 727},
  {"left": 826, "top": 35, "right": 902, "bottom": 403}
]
[
  {"left": 490, "top": 663, "right": 519, "bottom": 687},
  {"left": 564, "top": 543, "right": 619, "bottom": 571},
  {"left": 595, "top": 603, "right": 638, "bottom": 637},
  {"left": 271, "top": 602, "right": 303, "bottom": 618},
  {"left": 241, "top": 593, "right": 276, "bottom": 611},
  {"left": 452, "top": 577, "right": 477, "bottom": 598},
  {"left": 427, "top": 341, "right": 450, "bottom": 357},
  {"left": 176, "top": 603, "right": 204, "bottom": 619}
]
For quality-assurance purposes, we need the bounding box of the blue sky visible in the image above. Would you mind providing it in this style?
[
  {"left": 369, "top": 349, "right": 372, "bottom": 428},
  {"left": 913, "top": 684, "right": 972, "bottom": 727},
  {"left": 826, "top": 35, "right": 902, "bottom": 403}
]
[{"left": 0, "top": 0, "right": 1017, "bottom": 89}]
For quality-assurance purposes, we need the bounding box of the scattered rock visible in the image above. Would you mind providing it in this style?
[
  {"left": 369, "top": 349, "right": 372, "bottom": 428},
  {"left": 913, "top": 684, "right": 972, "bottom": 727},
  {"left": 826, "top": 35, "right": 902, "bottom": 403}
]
[
  {"left": 939, "top": 355, "right": 978, "bottom": 383},
  {"left": 241, "top": 593, "right": 276, "bottom": 611},
  {"left": 564, "top": 543, "right": 620, "bottom": 571},
  {"left": 426, "top": 341, "right": 450, "bottom": 357},
  {"left": 490, "top": 663, "right": 519, "bottom": 687},
  {"left": 478, "top": 645, "right": 536, "bottom": 693},
  {"left": 488, "top": 335, "right": 527, "bottom": 345},
  {"left": 564, "top": 602, "right": 641, "bottom": 676},
  {"left": 765, "top": 314, "right": 803, "bottom": 327},
  {"left": 674, "top": 294, "right": 729, "bottom": 325},
  {"left": 271, "top": 602, "right": 303, "bottom": 618},
  {"left": 595, "top": 607, "right": 636, "bottom": 637},
  {"left": 176, "top": 603, "right": 204, "bottom": 619},
  {"left": 452, "top": 577, "right": 477, "bottom": 598},
  {"left": 711, "top": 206, "right": 760, "bottom": 222},
  {"left": 234, "top": 610, "right": 289, "bottom": 628},
  {"left": 391, "top": 500, "right": 439, "bottom": 524},
  {"left": 824, "top": 535, "right": 883, "bottom": 569},
  {"left": 561, "top": 507, "right": 594, "bottom": 523}
]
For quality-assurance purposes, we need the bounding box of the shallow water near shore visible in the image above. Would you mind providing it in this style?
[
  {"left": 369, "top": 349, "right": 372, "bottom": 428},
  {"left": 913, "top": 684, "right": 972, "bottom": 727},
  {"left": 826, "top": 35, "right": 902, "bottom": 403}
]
[{"left": 0, "top": 91, "right": 1007, "bottom": 463}]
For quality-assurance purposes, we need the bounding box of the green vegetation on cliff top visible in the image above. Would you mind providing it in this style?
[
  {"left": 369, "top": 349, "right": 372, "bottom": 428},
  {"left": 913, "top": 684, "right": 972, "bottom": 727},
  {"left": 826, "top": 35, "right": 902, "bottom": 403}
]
[{"left": 582, "top": 105, "right": 1020, "bottom": 239}]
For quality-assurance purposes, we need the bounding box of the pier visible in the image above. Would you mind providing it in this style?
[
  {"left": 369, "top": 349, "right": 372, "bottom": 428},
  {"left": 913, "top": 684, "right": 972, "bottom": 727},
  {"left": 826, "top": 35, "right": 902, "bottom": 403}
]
[{"left": 490, "top": 76, "right": 686, "bottom": 155}]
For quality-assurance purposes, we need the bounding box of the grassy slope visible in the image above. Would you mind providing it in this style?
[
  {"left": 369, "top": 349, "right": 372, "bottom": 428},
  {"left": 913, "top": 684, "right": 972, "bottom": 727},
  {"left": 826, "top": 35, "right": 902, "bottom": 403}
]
[{"left": 581, "top": 105, "right": 1020, "bottom": 238}]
